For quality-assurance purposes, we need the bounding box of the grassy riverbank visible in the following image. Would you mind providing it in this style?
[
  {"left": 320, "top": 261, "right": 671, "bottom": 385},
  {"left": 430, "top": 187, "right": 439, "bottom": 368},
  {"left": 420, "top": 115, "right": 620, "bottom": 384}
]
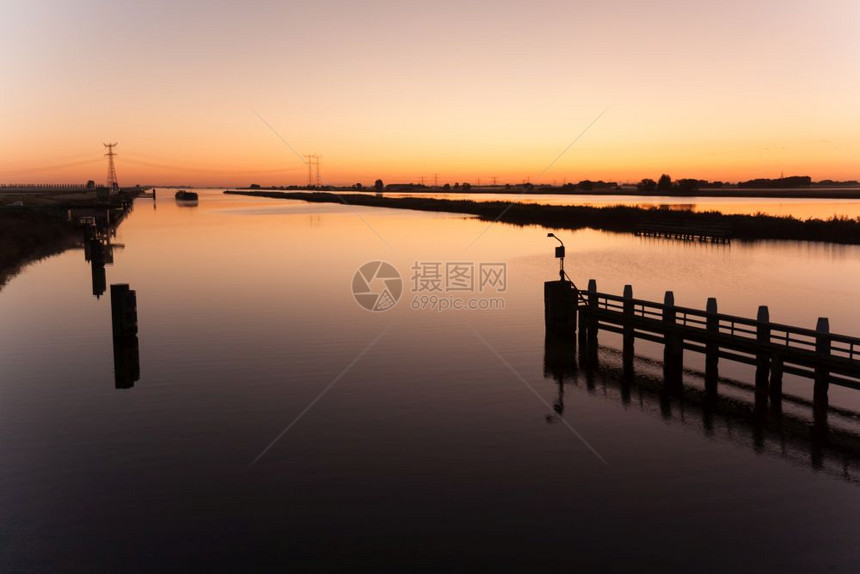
[
  {"left": 0, "top": 209, "right": 82, "bottom": 287},
  {"left": 225, "top": 191, "right": 860, "bottom": 244}
]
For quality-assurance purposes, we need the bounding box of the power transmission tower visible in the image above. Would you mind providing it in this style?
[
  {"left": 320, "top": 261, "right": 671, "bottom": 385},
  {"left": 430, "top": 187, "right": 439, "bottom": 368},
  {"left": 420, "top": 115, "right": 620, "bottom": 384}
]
[
  {"left": 434, "top": 173, "right": 438, "bottom": 187},
  {"left": 104, "top": 142, "right": 118, "bottom": 189},
  {"left": 304, "top": 154, "right": 320, "bottom": 187},
  {"left": 314, "top": 156, "right": 321, "bottom": 187},
  {"left": 304, "top": 155, "right": 313, "bottom": 187},
  {"left": 492, "top": 176, "right": 497, "bottom": 186}
]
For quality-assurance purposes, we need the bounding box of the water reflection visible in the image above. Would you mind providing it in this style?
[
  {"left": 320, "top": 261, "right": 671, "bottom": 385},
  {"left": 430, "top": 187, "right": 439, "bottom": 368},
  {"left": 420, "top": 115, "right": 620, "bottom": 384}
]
[
  {"left": 543, "top": 334, "right": 576, "bottom": 419},
  {"left": 84, "top": 227, "right": 113, "bottom": 299},
  {"left": 545, "top": 339, "right": 860, "bottom": 483},
  {"left": 79, "top": 204, "right": 133, "bottom": 298},
  {"left": 110, "top": 283, "right": 140, "bottom": 389}
]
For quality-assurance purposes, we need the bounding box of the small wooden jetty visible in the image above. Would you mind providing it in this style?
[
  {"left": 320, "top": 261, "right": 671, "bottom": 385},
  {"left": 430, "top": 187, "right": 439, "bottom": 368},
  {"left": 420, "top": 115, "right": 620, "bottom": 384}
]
[
  {"left": 545, "top": 279, "right": 860, "bottom": 418},
  {"left": 634, "top": 218, "right": 731, "bottom": 243}
]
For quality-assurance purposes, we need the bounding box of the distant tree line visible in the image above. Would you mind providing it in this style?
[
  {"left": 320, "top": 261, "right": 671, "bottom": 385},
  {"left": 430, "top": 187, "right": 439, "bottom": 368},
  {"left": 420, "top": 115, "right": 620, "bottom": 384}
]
[
  {"left": 635, "top": 175, "right": 725, "bottom": 193},
  {"left": 736, "top": 176, "right": 811, "bottom": 189},
  {"left": 240, "top": 174, "right": 858, "bottom": 192}
]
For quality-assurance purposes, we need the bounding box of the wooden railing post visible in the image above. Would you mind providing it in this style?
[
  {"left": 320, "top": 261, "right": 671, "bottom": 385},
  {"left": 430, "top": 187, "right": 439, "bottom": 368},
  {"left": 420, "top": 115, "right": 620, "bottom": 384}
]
[
  {"left": 705, "top": 297, "right": 719, "bottom": 393},
  {"left": 662, "top": 291, "right": 683, "bottom": 386},
  {"left": 584, "top": 279, "right": 599, "bottom": 363},
  {"left": 755, "top": 306, "right": 771, "bottom": 401},
  {"left": 622, "top": 285, "right": 634, "bottom": 368},
  {"left": 814, "top": 317, "right": 831, "bottom": 412},
  {"left": 587, "top": 279, "right": 598, "bottom": 353}
]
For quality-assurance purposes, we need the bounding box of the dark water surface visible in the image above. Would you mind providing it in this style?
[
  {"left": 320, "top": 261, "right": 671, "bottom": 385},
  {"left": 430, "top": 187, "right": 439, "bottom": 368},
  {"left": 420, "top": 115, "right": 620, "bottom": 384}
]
[{"left": 2, "top": 189, "right": 860, "bottom": 571}]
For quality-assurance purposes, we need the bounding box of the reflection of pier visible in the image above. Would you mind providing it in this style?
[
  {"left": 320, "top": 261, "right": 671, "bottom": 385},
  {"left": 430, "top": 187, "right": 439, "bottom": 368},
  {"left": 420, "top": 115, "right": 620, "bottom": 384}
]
[
  {"left": 544, "top": 334, "right": 860, "bottom": 484},
  {"left": 79, "top": 203, "right": 131, "bottom": 298}
]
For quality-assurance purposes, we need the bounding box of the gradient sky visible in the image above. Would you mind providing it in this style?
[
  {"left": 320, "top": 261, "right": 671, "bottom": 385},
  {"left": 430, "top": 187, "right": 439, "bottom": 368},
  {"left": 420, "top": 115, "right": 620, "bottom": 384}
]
[{"left": 2, "top": 0, "right": 858, "bottom": 186}]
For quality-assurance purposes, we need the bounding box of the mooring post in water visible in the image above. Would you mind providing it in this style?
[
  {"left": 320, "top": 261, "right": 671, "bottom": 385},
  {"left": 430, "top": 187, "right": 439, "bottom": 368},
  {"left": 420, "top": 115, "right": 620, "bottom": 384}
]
[
  {"left": 662, "top": 291, "right": 683, "bottom": 386},
  {"left": 543, "top": 280, "right": 578, "bottom": 337},
  {"left": 755, "top": 305, "right": 771, "bottom": 399},
  {"left": 705, "top": 297, "right": 719, "bottom": 393},
  {"left": 622, "top": 285, "right": 634, "bottom": 369}
]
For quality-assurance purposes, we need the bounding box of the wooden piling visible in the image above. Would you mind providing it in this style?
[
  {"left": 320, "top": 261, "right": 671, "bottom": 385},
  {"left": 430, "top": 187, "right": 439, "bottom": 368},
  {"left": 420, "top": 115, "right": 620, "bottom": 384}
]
[
  {"left": 587, "top": 279, "right": 598, "bottom": 351},
  {"left": 623, "top": 284, "right": 634, "bottom": 375},
  {"left": 663, "top": 291, "right": 683, "bottom": 386},
  {"left": 814, "top": 317, "right": 831, "bottom": 407},
  {"left": 755, "top": 306, "right": 771, "bottom": 395},
  {"left": 705, "top": 297, "right": 719, "bottom": 393}
]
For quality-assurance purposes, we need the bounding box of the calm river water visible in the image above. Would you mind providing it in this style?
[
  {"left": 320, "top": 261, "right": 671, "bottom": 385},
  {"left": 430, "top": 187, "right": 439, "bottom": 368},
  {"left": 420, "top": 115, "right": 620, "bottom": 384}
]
[{"left": 2, "top": 188, "right": 859, "bottom": 571}]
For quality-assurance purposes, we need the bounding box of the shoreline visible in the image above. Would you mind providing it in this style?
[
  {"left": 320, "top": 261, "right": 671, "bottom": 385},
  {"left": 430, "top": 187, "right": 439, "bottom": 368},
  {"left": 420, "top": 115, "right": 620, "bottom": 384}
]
[
  {"left": 225, "top": 191, "right": 860, "bottom": 245},
  {"left": 231, "top": 186, "right": 860, "bottom": 200},
  {"left": 0, "top": 209, "right": 83, "bottom": 287},
  {"left": 0, "top": 188, "right": 143, "bottom": 287}
]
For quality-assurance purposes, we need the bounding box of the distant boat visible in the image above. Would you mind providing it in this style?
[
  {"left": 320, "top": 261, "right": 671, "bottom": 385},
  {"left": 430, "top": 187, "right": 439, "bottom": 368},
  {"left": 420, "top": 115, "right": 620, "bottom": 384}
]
[{"left": 174, "top": 190, "right": 199, "bottom": 201}]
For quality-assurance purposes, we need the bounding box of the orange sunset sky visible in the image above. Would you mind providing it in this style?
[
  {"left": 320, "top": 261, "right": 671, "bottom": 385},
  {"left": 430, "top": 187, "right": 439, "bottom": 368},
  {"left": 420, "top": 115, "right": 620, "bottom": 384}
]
[{"left": 1, "top": 0, "right": 858, "bottom": 187}]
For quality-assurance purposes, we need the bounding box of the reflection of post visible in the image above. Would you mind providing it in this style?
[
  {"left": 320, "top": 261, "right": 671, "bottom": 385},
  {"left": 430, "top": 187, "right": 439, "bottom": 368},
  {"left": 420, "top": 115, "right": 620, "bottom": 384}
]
[
  {"left": 86, "top": 228, "right": 107, "bottom": 298},
  {"left": 543, "top": 333, "right": 577, "bottom": 419},
  {"left": 91, "top": 257, "right": 106, "bottom": 298},
  {"left": 110, "top": 284, "right": 140, "bottom": 389},
  {"left": 544, "top": 334, "right": 576, "bottom": 382}
]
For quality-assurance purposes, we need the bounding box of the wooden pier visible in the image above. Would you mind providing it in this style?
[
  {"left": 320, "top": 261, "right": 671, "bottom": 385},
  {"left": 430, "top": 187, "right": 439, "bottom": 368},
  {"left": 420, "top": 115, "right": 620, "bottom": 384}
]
[
  {"left": 634, "top": 218, "right": 731, "bottom": 243},
  {"left": 545, "top": 279, "right": 860, "bottom": 414}
]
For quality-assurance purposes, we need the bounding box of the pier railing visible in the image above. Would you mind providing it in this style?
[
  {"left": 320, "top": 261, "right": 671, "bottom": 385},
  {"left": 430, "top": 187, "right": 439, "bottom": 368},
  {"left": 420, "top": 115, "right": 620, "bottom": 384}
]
[{"left": 545, "top": 279, "right": 860, "bottom": 409}]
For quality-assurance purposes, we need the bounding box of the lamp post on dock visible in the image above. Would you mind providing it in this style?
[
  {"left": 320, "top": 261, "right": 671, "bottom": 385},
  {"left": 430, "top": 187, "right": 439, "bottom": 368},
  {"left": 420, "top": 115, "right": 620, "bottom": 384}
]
[
  {"left": 547, "top": 233, "right": 566, "bottom": 281},
  {"left": 544, "top": 233, "right": 578, "bottom": 336}
]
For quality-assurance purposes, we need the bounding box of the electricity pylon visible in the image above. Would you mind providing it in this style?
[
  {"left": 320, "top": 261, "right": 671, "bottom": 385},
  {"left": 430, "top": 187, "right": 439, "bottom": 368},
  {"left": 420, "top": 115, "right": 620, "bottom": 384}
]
[{"left": 104, "top": 142, "right": 118, "bottom": 189}]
